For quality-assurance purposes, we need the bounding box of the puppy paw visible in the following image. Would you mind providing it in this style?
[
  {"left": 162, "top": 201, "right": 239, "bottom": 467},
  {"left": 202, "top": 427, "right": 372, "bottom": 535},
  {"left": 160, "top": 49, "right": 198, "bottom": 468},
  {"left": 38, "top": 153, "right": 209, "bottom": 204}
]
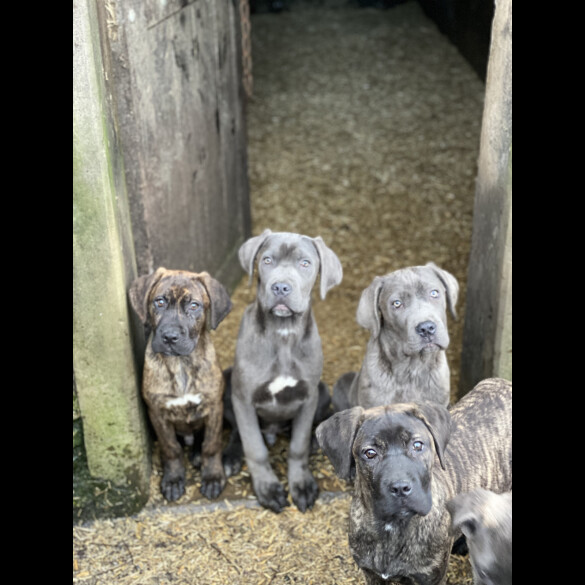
[
  {"left": 291, "top": 475, "right": 319, "bottom": 512},
  {"left": 222, "top": 453, "right": 243, "bottom": 478},
  {"left": 200, "top": 473, "right": 227, "bottom": 500},
  {"left": 255, "top": 481, "right": 290, "bottom": 513},
  {"left": 161, "top": 465, "right": 186, "bottom": 502}
]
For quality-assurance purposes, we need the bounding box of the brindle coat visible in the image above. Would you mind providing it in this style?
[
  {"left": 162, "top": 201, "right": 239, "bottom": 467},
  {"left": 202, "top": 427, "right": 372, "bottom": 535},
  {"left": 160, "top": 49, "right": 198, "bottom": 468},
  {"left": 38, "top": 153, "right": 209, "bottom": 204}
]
[
  {"left": 332, "top": 263, "right": 458, "bottom": 411},
  {"left": 317, "top": 378, "right": 512, "bottom": 585},
  {"left": 129, "top": 268, "right": 232, "bottom": 502}
]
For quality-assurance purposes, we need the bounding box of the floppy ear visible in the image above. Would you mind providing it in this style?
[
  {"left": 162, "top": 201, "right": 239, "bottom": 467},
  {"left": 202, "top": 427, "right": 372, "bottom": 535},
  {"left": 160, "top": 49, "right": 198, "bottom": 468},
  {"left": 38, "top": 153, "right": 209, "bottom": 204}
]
[
  {"left": 128, "top": 267, "right": 167, "bottom": 325},
  {"left": 446, "top": 492, "right": 480, "bottom": 538},
  {"left": 316, "top": 406, "right": 364, "bottom": 481},
  {"left": 412, "top": 402, "right": 451, "bottom": 470},
  {"left": 196, "top": 272, "right": 233, "bottom": 330},
  {"left": 310, "top": 236, "right": 343, "bottom": 299},
  {"left": 238, "top": 229, "right": 272, "bottom": 285},
  {"left": 426, "top": 262, "right": 459, "bottom": 319},
  {"left": 356, "top": 276, "right": 384, "bottom": 337}
]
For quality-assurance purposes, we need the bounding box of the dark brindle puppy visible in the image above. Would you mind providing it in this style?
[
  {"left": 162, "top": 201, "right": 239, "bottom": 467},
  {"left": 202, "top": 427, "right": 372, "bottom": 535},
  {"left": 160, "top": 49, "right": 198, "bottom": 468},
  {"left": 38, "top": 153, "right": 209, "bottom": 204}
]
[
  {"left": 317, "top": 378, "right": 512, "bottom": 585},
  {"left": 129, "top": 267, "right": 232, "bottom": 502}
]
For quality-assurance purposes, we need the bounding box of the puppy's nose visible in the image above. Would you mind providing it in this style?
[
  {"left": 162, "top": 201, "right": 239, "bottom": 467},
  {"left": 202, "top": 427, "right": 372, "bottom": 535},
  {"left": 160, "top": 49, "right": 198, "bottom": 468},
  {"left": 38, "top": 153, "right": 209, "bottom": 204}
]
[
  {"left": 389, "top": 481, "right": 412, "bottom": 498},
  {"left": 416, "top": 321, "right": 436, "bottom": 339},
  {"left": 163, "top": 332, "right": 179, "bottom": 344},
  {"left": 271, "top": 282, "right": 292, "bottom": 297},
  {"left": 162, "top": 327, "right": 184, "bottom": 344}
]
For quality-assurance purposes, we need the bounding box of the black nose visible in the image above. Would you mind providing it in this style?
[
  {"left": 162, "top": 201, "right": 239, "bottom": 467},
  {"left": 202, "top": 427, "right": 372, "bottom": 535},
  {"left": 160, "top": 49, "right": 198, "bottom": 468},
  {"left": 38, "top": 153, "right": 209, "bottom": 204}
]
[
  {"left": 162, "top": 328, "right": 184, "bottom": 345},
  {"left": 271, "top": 282, "right": 292, "bottom": 297},
  {"left": 389, "top": 481, "right": 413, "bottom": 498},
  {"left": 416, "top": 321, "right": 436, "bottom": 339}
]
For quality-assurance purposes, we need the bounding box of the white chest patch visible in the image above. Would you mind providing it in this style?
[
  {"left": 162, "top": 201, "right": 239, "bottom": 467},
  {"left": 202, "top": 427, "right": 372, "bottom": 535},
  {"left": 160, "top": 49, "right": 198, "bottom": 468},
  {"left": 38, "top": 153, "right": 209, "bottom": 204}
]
[
  {"left": 165, "top": 393, "right": 203, "bottom": 408},
  {"left": 268, "top": 376, "right": 298, "bottom": 394}
]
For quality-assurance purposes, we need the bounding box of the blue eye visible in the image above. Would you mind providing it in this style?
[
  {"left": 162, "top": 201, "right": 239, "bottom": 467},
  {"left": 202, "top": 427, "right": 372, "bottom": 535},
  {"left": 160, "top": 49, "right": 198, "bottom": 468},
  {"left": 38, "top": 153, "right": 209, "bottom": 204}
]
[
  {"left": 430, "top": 290, "right": 439, "bottom": 298},
  {"left": 412, "top": 441, "right": 424, "bottom": 452},
  {"left": 154, "top": 297, "right": 166, "bottom": 308},
  {"left": 263, "top": 256, "right": 272, "bottom": 265},
  {"left": 300, "top": 259, "right": 311, "bottom": 268},
  {"left": 392, "top": 300, "right": 402, "bottom": 308},
  {"left": 190, "top": 301, "right": 201, "bottom": 310}
]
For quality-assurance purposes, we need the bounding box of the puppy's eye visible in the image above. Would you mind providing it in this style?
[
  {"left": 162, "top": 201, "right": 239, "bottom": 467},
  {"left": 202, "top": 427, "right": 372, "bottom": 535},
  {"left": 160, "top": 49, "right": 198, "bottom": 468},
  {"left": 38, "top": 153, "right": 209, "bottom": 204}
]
[
  {"left": 412, "top": 441, "right": 424, "bottom": 452},
  {"left": 154, "top": 297, "right": 166, "bottom": 308},
  {"left": 430, "top": 290, "right": 439, "bottom": 298},
  {"left": 263, "top": 256, "right": 272, "bottom": 265},
  {"left": 300, "top": 259, "right": 311, "bottom": 268},
  {"left": 363, "top": 448, "right": 378, "bottom": 460},
  {"left": 392, "top": 299, "right": 402, "bottom": 308},
  {"left": 189, "top": 301, "right": 201, "bottom": 310}
]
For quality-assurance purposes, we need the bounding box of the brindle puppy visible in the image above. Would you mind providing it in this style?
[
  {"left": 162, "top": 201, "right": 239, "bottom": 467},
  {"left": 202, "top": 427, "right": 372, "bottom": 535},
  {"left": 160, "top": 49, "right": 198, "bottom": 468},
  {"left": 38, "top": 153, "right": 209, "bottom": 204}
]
[
  {"left": 317, "top": 378, "right": 512, "bottom": 585},
  {"left": 129, "top": 268, "right": 232, "bottom": 501}
]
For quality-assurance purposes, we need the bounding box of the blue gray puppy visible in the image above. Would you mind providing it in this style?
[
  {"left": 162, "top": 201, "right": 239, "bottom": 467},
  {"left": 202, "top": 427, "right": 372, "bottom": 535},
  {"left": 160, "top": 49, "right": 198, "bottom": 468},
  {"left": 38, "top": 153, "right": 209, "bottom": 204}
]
[{"left": 227, "top": 229, "right": 343, "bottom": 513}]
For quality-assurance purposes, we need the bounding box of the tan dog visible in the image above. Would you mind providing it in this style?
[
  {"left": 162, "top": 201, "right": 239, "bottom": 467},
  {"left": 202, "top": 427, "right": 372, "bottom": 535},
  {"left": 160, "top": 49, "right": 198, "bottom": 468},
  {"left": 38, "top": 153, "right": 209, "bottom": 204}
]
[{"left": 129, "top": 268, "right": 232, "bottom": 501}]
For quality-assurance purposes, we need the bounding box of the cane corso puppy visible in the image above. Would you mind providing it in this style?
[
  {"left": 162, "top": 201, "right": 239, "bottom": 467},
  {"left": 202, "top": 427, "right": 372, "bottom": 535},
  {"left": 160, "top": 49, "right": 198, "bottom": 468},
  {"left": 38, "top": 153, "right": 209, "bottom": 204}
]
[
  {"left": 447, "top": 489, "right": 512, "bottom": 585},
  {"left": 129, "top": 268, "right": 232, "bottom": 502},
  {"left": 332, "top": 263, "right": 458, "bottom": 411},
  {"left": 317, "top": 378, "right": 512, "bottom": 585},
  {"left": 226, "top": 229, "right": 342, "bottom": 513}
]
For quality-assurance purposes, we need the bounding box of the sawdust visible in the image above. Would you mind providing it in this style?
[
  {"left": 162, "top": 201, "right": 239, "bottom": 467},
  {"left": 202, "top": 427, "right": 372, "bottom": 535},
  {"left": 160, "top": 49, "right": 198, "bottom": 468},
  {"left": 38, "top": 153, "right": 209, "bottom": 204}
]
[{"left": 74, "top": 0, "right": 485, "bottom": 583}]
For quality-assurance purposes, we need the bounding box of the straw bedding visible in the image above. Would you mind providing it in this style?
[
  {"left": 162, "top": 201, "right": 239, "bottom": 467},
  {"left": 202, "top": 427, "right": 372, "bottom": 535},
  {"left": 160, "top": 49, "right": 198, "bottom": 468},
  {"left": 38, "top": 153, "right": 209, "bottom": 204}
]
[{"left": 74, "top": 1, "right": 485, "bottom": 583}]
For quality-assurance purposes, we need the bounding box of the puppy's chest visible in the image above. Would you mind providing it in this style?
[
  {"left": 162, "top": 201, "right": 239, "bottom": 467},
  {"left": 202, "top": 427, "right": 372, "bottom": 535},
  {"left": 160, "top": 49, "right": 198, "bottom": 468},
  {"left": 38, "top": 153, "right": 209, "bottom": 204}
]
[{"left": 159, "top": 359, "right": 214, "bottom": 423}]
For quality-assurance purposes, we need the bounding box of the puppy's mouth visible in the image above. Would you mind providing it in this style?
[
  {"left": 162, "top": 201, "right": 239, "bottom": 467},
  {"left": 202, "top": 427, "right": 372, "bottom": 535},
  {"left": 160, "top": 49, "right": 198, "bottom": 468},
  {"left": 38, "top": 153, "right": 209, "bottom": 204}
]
[
  {"left": 151, "top": 335, "right": 198, "bottom": 356},
  {"left": 271, "top": 303, "right": 293, "bottom": 318},
  {"left": 420, "top": 341, "right": 441, "bottom": 352}
]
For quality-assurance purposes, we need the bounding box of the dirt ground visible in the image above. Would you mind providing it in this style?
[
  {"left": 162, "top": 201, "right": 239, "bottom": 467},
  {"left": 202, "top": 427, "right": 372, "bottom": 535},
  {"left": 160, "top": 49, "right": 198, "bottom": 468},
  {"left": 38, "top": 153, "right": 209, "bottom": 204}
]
[{"left": 73, "top": 0, "right": 486, "bottom": 583}]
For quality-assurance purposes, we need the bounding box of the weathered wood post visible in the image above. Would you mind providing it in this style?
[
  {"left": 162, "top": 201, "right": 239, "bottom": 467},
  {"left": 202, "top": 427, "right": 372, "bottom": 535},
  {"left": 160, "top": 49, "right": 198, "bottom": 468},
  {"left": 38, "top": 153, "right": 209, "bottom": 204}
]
[{"left": 459, "top": 0, "right": 512, "bottom": 396}]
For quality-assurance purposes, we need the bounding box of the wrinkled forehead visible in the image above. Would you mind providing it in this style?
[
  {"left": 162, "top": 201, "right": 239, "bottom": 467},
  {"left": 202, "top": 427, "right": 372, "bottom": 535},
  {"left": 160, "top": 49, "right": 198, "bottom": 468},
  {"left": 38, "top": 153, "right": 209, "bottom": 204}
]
[
  {"left": 356, "top": 408, "right": 430, "bottom": 445},
  {"left": 151, "top": 273, "right": 206, "bottom": 301},
  {"left": 258, "top": 234, "right": 319, "bottom": 263},
  {"left": 380, "top": 266, "right": 442, "bottom": 297}
]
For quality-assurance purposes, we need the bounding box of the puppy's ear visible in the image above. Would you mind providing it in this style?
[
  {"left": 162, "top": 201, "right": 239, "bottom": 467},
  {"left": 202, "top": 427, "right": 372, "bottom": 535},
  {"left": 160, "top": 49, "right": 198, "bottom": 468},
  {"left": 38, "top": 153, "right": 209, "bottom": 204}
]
[
  {"left": 356, "top": 276, "right": 384, "bottom": 337},
  {"left": 446, "top": 492, "right": 480, "bottom": 538},
  {"left": 426, "top": 262, "right": 459, "bottom": 319},
  {"left": 316, "top": 407, "right": 364, "bottom": 481},
  {"left": 238, "top": 229, "right": 272, "bottom": 285},
  {"left": 128, "top": 267, "right": 167, "bottom": 324},
  {"left": 310, "top": 236, "right": 343, "bottom": 299},
  {"left": 197, "top": 272, "right": 233, "bottom": 330},
  {"left": 412, "top": 402, "right": 452, "bottom": 470}
]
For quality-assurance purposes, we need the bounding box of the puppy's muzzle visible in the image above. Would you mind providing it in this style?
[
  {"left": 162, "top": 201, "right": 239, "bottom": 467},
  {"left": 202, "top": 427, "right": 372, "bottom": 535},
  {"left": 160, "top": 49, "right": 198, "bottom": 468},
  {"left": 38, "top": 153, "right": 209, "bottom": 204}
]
[
  {"left": 152, "top": 324, "right": 196, "bottom": 356},
  {"left": 271, "top": 281, "right": 294, "bottom": 317}
]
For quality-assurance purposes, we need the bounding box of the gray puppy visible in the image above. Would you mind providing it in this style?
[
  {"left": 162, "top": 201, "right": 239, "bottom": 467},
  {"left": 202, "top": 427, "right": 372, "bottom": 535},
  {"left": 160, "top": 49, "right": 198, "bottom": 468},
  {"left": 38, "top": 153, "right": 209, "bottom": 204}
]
[
  {"left": 228, "top": 229, "right": 343, "bottom": 513},
  {"left": 333, "top": 263, "right": 458, "bottom": 411},
  {"left": 447, "top": 490, "right": 512, "bottom": 585},
  {"left": 317, "top": 378, "right": 512, "bottom": 585}
]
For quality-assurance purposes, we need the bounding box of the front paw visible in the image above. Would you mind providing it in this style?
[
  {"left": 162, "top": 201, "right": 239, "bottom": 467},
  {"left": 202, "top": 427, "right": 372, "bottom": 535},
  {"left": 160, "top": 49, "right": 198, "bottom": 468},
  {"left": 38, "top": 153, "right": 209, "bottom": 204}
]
[
  {"left": 254, "top": 480, "right": 290, "bottom": 513},
  {"left": 161, "top": 462, "right": 186, "bottom": 502},
  {"left": 291, "top": 475, "right": 319, "bottom": 512},
  {"left": 200, "top": 472, "right": 227, "bottom": 500}
]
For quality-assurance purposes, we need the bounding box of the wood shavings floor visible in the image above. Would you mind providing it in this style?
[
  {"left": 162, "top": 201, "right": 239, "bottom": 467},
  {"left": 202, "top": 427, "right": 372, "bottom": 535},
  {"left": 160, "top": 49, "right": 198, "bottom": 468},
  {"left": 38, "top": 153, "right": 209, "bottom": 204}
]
[{"left": 74, "top": 1, "right": 485, "bottom": 583}]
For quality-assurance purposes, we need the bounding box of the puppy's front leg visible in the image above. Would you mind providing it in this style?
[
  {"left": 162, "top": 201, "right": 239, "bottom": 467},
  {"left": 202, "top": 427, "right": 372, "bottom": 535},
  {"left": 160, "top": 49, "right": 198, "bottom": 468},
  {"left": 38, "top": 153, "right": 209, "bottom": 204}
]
[
  {"left": 231, "top": 394, "right": 290, "bottom": 513},
  {"left": 288, "top": 394, "right": 319, "bottom": 512},
  {"left": 147, "top": 406, "right": 186, "bottom": 502},
  {"left": 199, "top": 394, "right": 227, "bottom": 500}
]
